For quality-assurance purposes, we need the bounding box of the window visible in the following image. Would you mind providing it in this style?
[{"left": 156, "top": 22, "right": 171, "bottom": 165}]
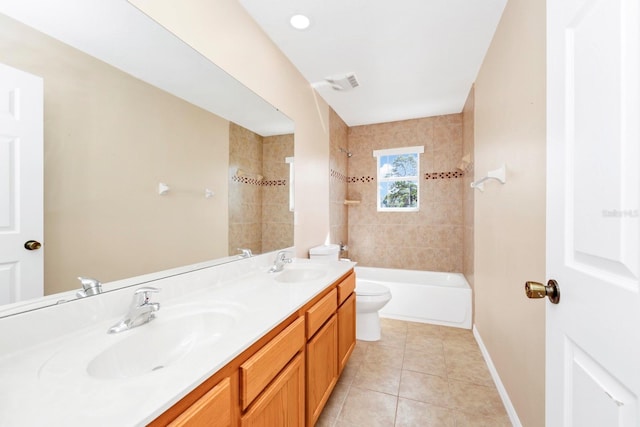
[{"left": 373, "top": 146, "right": 424, "bottom": 212}]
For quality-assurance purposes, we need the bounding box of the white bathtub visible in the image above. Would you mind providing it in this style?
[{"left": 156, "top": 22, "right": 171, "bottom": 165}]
[{"left": 355, "top": 266, "right": 472, "bottom": 329}]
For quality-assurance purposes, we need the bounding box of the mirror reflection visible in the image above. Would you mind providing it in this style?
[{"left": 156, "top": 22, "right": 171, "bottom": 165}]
[
  {"left": 0, "top": 3, "right": 294, "bottom": 309},
  {"left": 228, "top": 125, "right": 294, "bottom": 256}
]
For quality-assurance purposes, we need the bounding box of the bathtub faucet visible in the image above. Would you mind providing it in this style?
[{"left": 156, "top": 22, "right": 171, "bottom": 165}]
[{"left": 269, "top": 250, "right": 292, "bottom": 273}]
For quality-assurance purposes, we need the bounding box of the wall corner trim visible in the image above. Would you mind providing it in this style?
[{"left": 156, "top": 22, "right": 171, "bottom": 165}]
[{"left": 473, "top": 324, "right": 523, "bottom": 427}]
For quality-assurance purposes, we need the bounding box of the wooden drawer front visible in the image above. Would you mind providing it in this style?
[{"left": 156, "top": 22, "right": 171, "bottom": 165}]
[
  {"left": 168, "top": 377, "right": 231, "bottom": 427},
  {"left": 337, "top": 272, "right": 356, "bottom": 306},
  {"left": 240, "top": 317, "right": 305, "bottom": 410},
  {"left": 241, "top": 353, "right": 305, "bottom": 427},
  {"left": 306, "top": 288, "right": 337, "bottom": 338}
]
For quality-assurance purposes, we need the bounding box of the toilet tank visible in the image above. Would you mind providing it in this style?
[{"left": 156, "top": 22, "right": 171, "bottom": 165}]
[{"left": 308, "top": 244, "right": 340, "bottom": 261}]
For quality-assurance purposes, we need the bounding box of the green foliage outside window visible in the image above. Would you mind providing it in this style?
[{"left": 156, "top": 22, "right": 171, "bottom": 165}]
[{"left": 377, "top": 152, "right": 420, "bottom": 211}]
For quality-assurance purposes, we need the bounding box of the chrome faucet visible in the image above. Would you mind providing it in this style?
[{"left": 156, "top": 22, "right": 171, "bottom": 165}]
[
  {"left": 76, "top": 277, "right": 102, "bottom": 298},
  {"left": 108, "top": 287, "right": 160, "bottom": 334},
  {"left": 269, "top": 250, "right": 293, "bottom": 273},
  {"left": 237, "top": 248, "right": 253, "bottom": 258}
]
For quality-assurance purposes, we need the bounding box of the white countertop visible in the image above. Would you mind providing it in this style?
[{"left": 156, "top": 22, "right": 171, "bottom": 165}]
[{"left": 0, "top": 256, "right": 355, "bottom": 426}]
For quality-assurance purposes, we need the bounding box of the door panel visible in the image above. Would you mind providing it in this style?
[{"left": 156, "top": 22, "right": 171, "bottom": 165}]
[
  {"left": 567, "top": 0, "right": 639, "bottom": 284},
  {"left": 547, "top": 0, "right": 640, "bottom": 425},
  {"left": 567, "top": 341, "right": 637, "bottom": 426},
  {"left": 0, "top": 62, "right": 43, "bottom": 305}
]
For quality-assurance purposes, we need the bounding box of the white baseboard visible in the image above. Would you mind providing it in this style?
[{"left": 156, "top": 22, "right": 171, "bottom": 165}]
[{"left": 472, "top": 324, "right": 522, "bottom": 427}]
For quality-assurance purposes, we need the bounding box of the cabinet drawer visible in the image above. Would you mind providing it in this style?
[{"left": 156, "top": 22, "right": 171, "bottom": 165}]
[
  {"left": 306, "top": 289, "right": 337, "bottom": 338},
  {"left": 240, "top": 317, "right": 305, "bottom": 410},
  {"left": 337, "top": 272, "right": 355, "bottom": 306},
  {"left": 241, "top": 353, "right": 305, "bottom": 427},
  {"left": 168, "top": 377, "right": 231, "bottom": 427}
]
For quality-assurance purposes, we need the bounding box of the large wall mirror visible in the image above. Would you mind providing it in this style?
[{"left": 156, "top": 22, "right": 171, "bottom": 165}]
[{"left": 0, "top": 0, "right": 294, "bottom": 312}]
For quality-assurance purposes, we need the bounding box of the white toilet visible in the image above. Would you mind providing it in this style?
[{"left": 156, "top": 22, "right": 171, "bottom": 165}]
[
  {"left": 308, "top": 243, "right": 341, "bottom": 261},
  {"left": 308, "top": 244, "right": 392, "bottom": 342},
  {"left": 354, "top": 281, "right": 392, "bottom": 341}
]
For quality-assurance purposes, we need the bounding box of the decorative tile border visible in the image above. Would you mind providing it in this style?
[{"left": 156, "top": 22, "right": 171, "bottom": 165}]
[
  {"left": 344, "top": 171, "right": 464, "bottom": 184},
  {"left": 347, "top": 176, "right": 375, "bottom": 183},
  {"left": 232, "top": 176, "right": 287, "bottom": 186},
  {"left": 424, "top": 170, "right": 465, "bottom": 180},
  {"left": 262, "top": 179, "right": 287, "bottom": 187},
  {"left": 331, "top": 169, "right": 348, "bottom": 182}
]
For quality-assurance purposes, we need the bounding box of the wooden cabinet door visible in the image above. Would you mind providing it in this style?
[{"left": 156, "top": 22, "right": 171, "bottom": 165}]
[
  {"left": 306, "top": 314, "right": 338, "bottom": 426},
  {"left": 241, "top": 353, "right": 305, "bottom": 427},
  {"left": 168, "top": 377, "right": 231, "bottom": 427},
  {"left": 337, "top": 293, "right": 356, "bottom": 374}
]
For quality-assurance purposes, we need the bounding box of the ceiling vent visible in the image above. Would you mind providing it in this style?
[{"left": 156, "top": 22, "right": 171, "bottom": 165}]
[
  {"left": 326, "top": 72, "right": 359, "bottom": 91},
  {"left": 312, "top": 72, "right": 360, "bottom": 91}
]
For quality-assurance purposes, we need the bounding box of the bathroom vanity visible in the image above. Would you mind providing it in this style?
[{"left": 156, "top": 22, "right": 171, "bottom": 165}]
[
  {"left": 153, "top": 268, "right": 356, "bottom": 426},
  {"left": 0, "top": 252, "right": 356, "bottom": 426}
]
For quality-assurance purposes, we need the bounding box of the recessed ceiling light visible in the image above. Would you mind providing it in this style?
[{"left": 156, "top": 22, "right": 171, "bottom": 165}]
[{"left": 290, "top": 14, "right": 310, "bottom": 30}]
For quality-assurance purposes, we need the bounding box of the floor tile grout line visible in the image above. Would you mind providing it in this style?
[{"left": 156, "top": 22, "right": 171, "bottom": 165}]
[{"left": 329, "top": 320, "right": 510, "bottom": 426}]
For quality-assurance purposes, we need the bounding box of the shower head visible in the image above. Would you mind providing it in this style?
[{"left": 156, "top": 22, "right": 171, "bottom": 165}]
[{"left": 339, "top": 147, "right": 353, "bottom": 157}]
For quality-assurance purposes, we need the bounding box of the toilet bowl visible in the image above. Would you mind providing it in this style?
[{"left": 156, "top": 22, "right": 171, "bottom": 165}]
[
  {"left": 355, "top": 282, "right": 392, "bottom": 341},
  {"left": 308, "top": 244, "right": 391, "bottom": 341}
]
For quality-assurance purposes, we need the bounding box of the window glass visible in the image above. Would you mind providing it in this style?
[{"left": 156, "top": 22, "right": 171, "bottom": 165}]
[{"left": 373, "top": 147, "right": 423, "bottom": 212}]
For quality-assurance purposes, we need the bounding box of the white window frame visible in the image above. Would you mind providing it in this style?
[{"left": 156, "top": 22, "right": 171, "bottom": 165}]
[{"left": 373, "top": 145, "right": 424, "bottom": 212}]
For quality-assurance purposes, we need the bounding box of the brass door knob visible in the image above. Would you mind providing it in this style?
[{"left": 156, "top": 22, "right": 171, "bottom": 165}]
[
  {"left": 525, "top": 280, "right": 560, "bottom": 304},
  {"left": 24, "top": 240, "right": 42, "bottom": 251}
]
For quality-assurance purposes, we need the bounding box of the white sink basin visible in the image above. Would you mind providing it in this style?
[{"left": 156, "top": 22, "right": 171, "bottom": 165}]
[
  {"left": 272, "top": 265, "right": 327, "bottom": 283},
  {"left": 87, "top": 308, "right": 236, "bottom": 379},
  {"left": 39, "top": 303, "right": 244, "bottom": 381}
]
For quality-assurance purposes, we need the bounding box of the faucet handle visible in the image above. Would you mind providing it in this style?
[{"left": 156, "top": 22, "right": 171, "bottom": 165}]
[
  {"left": 276, "top": 250, "right": 292, "bottom": 260},
  {"left": 76, "top": 276, "right": 102, "bottom": 297},
  {"left": 135, "top": 286, "right": 160, "bottom": 294},
  {"left": 237, "top": 248, "right": 253, "bottom": 258},
  {"left": 134, "top": 286, "right": 160, "bottom": 304}
]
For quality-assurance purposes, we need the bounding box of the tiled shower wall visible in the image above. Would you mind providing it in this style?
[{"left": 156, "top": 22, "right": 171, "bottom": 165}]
[
  {"left": 229, "top": 123, "right": 293, "bottom": 255},
  {"left": 262, "top": 134, "right": 294, "bottom": 252},
  {"left": 347, "top": 115, "right": 464, "bottom": 272},
  {"left": 329, "top": 108, "right": 349, "bottom": 249},
  {"left": 229, "top": 123, "right": 263, "bottom": 255}
]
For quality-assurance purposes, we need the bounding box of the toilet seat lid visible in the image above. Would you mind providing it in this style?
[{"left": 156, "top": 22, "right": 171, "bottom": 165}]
[{"left": 356, "top": 282, "right": 390, "bottom": 296}]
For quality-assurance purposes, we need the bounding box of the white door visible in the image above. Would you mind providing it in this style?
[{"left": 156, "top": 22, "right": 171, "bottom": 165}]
[
  {"left": 545, "top": 0, "right": 640, "bottom": 425},
  {"left": 0, "top": 62, "right": 44, "bottom": 305}
]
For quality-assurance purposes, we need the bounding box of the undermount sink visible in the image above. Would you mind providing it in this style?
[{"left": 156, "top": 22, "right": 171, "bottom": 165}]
[
  {"left": 272, "top": 264, "right": 327, "bottom": 283},
  {"left": 88, "top": 307, "right": 237, "bottom": 379},
  {"left": 39, "top": 303, "right": 243, "bottom": 381}
]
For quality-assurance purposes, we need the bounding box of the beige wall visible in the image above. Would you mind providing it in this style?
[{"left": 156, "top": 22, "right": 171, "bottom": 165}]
[
  {"left": 130, "top": 0, "right": 332, "bottom": 258},
  {"left": 347, "top": 115, "right": 464, "bottom": 271},
  {"left": 329, "top": 108, "right": 349, "bottom": 250},
  {"left": 473, "top": 0, "right": 546, "bottom": 424},
  {"left": 462, "top": 87, "right": 475, "bottom": 293},
  {"left": 0, "top": 14, "right": 229, "bottom": 294}
]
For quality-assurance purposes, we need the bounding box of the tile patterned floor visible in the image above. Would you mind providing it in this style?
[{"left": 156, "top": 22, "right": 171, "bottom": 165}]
[{"left": 317, "top": 318, "right": 512, "bottom": 427}]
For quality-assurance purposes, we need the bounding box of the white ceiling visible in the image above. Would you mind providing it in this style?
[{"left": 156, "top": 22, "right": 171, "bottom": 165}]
[{"left": 239, "top": 0, "right": 507, "bottom": 126}]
